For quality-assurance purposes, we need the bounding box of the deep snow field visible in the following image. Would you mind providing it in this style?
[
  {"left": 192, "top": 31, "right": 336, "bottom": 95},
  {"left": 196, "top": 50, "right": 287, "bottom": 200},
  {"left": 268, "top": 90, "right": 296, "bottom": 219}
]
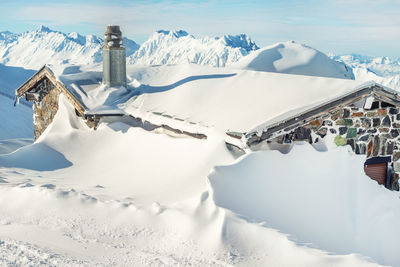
[
  {"left": 2, "top": 26, "right": 400, "bottom": 266},
  {"left": 0, "top": 66, "right": 400, "bottom": 266},
  {"left": 0, "top": 95, "right": 396, "bottom": 266}
]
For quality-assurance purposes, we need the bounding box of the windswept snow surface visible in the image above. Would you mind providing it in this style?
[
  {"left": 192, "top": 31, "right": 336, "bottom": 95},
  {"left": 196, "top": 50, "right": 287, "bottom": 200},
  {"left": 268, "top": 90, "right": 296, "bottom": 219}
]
[
  {"left": 234, "top": 41, "right": 354, "bottom": 79},
  {"left": 0, "top": 64, "right": 34, "bottom": 140},
  {"left": 42, "top": 63, "right": 367, "bottom": 135},
  {"left": 40, "top": 63, "right": 367, "bottom": 135},
  {"left": 0, "top": 95, "right": 383, "bottom": 266},
  {"left": 121, "top": 64, "right": 365, "bottom": 133},
  {"left": 210, "top": 141, "right": 400, "bottom": 266}
]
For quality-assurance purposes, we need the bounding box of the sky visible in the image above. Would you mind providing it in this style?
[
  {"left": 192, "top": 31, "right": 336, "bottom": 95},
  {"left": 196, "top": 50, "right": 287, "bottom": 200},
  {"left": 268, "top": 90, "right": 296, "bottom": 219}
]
[{"left": 0, "top": 0, "right": 399, "bottom": 57}]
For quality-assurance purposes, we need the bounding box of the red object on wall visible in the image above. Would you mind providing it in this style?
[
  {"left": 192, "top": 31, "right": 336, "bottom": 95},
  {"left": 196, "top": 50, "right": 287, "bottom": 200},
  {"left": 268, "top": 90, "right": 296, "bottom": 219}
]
[{"left": 364, "top": 163, "right": 386, "bottom": 185}]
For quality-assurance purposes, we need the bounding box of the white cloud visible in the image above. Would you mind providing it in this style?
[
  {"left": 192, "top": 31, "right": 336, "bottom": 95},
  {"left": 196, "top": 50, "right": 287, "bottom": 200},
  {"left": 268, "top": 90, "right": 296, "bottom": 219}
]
[{"left": 9, "top": 0, "right": 400, "bottom": 57}]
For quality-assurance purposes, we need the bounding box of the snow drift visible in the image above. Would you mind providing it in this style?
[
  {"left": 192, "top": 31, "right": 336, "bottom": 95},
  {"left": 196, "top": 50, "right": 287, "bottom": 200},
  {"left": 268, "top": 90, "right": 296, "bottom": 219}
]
[
  {"left": 0, "top": 64, "right": 34, "bottom": 140},
  {"left": 0, "top": 94, "right": 382, "bottom": 266},
  {"left": 210, "top": 143, "right": 400, "bottom": 266},
  {"left": 234, "top": 41, "right": 354, "bottom": 79}
]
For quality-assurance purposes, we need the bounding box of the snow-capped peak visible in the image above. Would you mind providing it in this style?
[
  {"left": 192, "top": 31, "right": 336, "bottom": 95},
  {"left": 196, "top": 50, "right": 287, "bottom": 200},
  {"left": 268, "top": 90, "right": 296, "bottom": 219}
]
[
  {"left": 222, "top": 34, "right": 259, "bottom": 52},
  {"left": 156, "top": 30, "right": 189, "bottom": 38},
  {"left": 332, "top": 53, "right": 400, "bottom": 77},
  {"left": 37, "top": 25, "right": 52, "bottom": 33},
  {"left": 128, "top": 30, "right": 259, "bottom": 67},
  {"left": 0, "top": 26, "right": 139, "bottom": 69}
]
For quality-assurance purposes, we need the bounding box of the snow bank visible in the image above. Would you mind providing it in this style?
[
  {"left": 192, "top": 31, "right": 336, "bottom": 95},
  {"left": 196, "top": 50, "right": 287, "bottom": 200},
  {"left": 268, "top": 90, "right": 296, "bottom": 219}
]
[
  {"left": 0, "top": 95, "right": 33, "bottom": 140},
  {"left": 0, "top": 182, "right": 377, "bottom": 266},
  {"left": 0, "top": 91, "right": 384, "bottom": 265},
  {"left": 0, "top": 64, "right": 34, "bottom": 140},
  {"left": 0, "top": 139, "right": 32, "bottom": 155},
  {"left": 209, "top": 143, "right": 400, "bottom": 266},
  {"left": 1, "top": 94, "right": 234, "bottom": 203},
  {"left": 234, "top": 41, "right": 354, "bottom": 79}
]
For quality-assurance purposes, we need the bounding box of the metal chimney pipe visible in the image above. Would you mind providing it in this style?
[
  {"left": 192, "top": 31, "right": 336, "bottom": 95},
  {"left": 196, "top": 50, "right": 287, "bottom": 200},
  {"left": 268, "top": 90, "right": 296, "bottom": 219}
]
[{"left": 102, "top": 25, "right": 126, "bottom": 87}]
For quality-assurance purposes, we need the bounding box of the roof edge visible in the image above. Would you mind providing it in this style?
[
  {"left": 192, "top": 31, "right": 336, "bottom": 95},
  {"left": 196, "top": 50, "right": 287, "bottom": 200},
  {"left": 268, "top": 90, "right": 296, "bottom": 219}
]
[
  {"left": 15, "top": 65, "right": 87, "bottom": 115},
  {"left": 245, "top": 81, "right": 400, "bottom": 146}
]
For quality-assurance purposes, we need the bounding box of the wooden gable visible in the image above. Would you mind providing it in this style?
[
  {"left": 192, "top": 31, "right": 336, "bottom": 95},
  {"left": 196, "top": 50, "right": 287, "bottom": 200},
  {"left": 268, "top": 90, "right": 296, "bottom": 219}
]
[{"left": 16, "top": 65, "right": 87, "bottom": 116}]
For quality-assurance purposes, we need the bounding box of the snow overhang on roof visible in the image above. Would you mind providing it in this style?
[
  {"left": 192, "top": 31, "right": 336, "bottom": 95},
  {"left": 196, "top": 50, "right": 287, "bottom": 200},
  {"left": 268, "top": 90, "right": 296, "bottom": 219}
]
[
  {"left": 14, "top": 64, "right": 400, "bottom": 143},
  {"left": 120, "top": 65, "right": 381, "bottom": 133}
]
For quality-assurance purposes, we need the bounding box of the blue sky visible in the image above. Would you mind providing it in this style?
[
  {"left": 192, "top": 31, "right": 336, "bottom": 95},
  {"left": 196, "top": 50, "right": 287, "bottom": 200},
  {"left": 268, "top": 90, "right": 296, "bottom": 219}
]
[{"left": 1, "top": 0, "right": 399, "bottom": 57}]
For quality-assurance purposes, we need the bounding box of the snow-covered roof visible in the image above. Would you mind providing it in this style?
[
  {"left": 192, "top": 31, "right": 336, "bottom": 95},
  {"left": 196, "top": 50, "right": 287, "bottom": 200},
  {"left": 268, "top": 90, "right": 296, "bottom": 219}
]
[
  {"left": 119, "top": 64, "right": 371, "bottom": 133},
  {"left": 18, "top": 63, "right": 397, "bottom": 136}
]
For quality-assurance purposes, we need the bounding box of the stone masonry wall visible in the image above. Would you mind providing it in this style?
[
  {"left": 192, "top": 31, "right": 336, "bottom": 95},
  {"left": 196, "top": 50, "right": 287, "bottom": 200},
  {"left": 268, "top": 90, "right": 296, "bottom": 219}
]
[
  {"left": 33, "top": 84, "right": 61, "bottom": 140},
  {"left": 277, "top": 101, "right": 400, "bottom": 159},
  {"left": 273, "top": 100, "right": 400, "bottom": 189},
  {"left": 308, "top": 102, "right": 400, "bottom": 161}
]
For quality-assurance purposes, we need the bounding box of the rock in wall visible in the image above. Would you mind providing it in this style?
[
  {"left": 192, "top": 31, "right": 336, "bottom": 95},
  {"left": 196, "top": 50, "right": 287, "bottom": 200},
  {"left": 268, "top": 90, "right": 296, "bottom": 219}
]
[{"left": 33, "top": 80, "right": 60, "bottom": 140}]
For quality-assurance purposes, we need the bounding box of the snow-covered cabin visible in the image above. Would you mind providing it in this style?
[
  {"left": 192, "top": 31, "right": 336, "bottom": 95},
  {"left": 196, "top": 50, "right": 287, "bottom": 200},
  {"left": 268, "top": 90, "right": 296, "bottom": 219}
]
[{"left": 14, "top": 26, "right": 400, "bottom": 190}]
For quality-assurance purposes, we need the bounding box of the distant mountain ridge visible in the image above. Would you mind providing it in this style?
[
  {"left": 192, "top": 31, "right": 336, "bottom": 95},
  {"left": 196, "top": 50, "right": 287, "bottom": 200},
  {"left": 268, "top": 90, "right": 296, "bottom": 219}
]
[
  {"left": 331, "top": 54, "right": 400, "bottom": 77},
  {"left": 2, "top": 25, "right": 400, "bottom": 88},
  {"left": 0, "top": 26, "right": 259, "bottom": 69},
  {"left": 331, "top": 54, "right": 400, "bottom": 90},
  {"left": 127, "top": 29, "right": 259, "bottom": 67},
  {"left": 0, "top": 25, "right": 139, "bottom": 69}
]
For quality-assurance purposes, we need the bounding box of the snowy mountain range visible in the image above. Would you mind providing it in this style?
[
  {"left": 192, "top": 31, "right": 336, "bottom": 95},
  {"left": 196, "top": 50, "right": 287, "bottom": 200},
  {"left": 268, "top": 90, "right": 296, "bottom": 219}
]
[
  {"left": 1, "top": 25, "right": 399, "bottom": 88},
  {"left": 0, "top": 26, "right": 139, "bottom": 69},
  {"left": 331, "top": 54, "right": 400, "bottom": 77},
  {"left": 127, "top": 30, "right": 259, "bottom": 67},
  {"left": 0, "top": 26, "right": 258, "bottom": 69},
  {"left": 331, "top": 54, "right": 400, "bottom": 90},
  {"left": 2, "top": 25, "right": 400, "bottom": 266}
]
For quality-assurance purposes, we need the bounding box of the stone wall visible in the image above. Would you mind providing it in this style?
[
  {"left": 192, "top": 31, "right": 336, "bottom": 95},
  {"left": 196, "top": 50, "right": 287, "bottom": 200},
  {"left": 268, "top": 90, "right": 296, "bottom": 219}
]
[
  {"left": 277, "top": 101, "right": 400, "bottom": 158},
  {"left": 273, "top": 100, "right": 400, "bottom": 189},
  {"left": 33, "top": 81, "right": 60, "bottom": 140}
]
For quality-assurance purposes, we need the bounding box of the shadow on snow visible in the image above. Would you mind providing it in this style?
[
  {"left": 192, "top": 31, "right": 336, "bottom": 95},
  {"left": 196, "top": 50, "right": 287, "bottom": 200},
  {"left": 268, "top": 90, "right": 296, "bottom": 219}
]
[{"left": 0, "top": 142, "right": 72, "bottom": 171}]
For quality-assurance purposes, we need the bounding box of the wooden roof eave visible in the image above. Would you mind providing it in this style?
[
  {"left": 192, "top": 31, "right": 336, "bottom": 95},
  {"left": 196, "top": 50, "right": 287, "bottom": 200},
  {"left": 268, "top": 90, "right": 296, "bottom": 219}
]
[
  {"left": 16, "top": 65, "right": 50, "bottom": 97},
  {"left": 372, "top": 85, "right": 400, "bottom": 106},
  {"left": 245, "top": 83, "right": 400, "bottom": 146},
  {"left": 15, "top": 65, "right": 87, "bottom": 116}
]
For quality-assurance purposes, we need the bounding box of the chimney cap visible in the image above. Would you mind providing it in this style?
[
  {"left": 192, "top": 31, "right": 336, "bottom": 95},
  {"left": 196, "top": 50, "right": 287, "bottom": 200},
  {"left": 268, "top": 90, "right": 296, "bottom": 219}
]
[
  {"left": 105, "top": 25, "right": 122, "bottom": 34},
  {"left": 104, "top": 25, "right": 123, "bottom": 48}
]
